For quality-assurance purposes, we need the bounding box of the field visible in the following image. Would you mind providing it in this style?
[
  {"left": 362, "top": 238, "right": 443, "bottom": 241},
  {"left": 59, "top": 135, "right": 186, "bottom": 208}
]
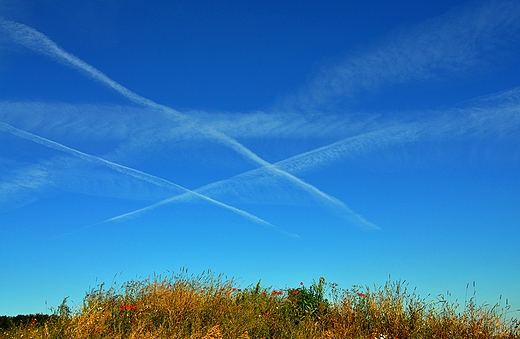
[{"left": 1, "top": 270, "right": 518, "bottom": 339}]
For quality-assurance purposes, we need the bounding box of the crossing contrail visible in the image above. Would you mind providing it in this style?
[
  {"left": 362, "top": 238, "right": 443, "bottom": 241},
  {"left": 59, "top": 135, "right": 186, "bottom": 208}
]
[
  {"left": 98, "top": 92, "right": 520, "bottom": 230},
  {"left": 0, "top": 17, "right": 372, "bottom": 226},
  {"left": 0, "top": 121, "right": 288, "bottom": 234},
  {"left": 97, "top": 126, "right": 419, "bottom": 230}
]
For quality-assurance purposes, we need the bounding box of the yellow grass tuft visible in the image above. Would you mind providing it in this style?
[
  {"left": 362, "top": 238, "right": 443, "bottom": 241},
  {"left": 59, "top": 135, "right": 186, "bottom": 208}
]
[
  {"left": 237, "top": 330, "right": 250, "bottom": 339},
  {"left": 202, "top": 324, "right": 223, "bottom": 339}
]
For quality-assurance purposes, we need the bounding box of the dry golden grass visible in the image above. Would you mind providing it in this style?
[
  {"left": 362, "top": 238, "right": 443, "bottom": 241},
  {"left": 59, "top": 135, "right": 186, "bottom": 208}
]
[{"left": 1, "top": 270, "right": 518, "bottom": 339}]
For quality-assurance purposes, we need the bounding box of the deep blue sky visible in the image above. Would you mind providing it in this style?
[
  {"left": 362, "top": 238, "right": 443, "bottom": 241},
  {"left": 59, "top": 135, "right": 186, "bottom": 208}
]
[{"left": 1, "top": 0, "right": 519, "bottom": 318}]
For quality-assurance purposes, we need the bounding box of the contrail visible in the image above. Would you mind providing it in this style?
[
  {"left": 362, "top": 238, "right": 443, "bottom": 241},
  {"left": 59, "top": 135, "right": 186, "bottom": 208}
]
[
  {"left": 105, "top": 101, "right": 517, "bottom": 229},
  {"left": 0, "top": 18, "right": 185, "bottom": 121},
  {"left": 98, "top": 125, "right": 423, "bottom": 230},
  {"left": 0, "top": 17, "right": 370, "bottom": 225},
  {"left": 0, "top": 121, "right": 285, "bottom": 233},
  {"left": 95, "top": 195, "right": 299, "bottom": 238}
]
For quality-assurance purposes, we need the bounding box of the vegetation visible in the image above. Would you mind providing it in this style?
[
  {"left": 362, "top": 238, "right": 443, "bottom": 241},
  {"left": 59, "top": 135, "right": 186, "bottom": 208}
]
[
  {"left": 1, "top": 269, "right": 518, "bottom": 339},
  {"left": 0, "top": 314, "right": 56, "bottom": 331}
]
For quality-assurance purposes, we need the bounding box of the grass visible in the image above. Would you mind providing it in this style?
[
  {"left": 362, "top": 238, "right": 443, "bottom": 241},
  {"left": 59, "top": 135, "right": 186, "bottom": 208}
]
[{"left": 1, "top": 269, "right": 518, "bottom": 339}]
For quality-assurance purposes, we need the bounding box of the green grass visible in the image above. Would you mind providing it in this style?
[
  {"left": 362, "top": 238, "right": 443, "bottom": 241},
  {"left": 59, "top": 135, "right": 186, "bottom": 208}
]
[{"left": 2, "top": 269, "right": 518, "bottom": 339}]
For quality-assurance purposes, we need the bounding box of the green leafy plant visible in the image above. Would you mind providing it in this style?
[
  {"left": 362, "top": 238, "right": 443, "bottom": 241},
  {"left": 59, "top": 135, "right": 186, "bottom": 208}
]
[{"left": 288, "top": 277, "right": 330, "bottom": 322}]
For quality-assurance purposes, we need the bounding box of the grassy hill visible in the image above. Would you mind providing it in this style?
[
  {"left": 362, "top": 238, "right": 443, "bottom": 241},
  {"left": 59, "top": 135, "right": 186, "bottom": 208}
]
[{"left": 1, "top": 270, "right": 518, "bottom": 338}]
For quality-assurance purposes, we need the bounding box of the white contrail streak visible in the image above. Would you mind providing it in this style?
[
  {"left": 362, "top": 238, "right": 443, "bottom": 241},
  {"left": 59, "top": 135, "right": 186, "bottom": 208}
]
[
  {"left": 0, "top": 121, "right": 286, "bottom": 233},
  {"left": 96, "top": 195, "right": 299, "bottom": 238},
  {"left": 99, "top": 125, "right": 422, "bottom": 230},
  {"left": 0, "top": 17, "right": 369, "bottom": 226},
  {"left": 0, "top": 18, "right": 185, "bottom": 121},
  {"left": 105, "top": 97, "right": 518, "bottom": 228}
]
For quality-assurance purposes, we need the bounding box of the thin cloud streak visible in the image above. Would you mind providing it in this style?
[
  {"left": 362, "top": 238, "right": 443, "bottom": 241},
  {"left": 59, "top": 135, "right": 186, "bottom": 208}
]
[
  {"left": 98, "top": 127, "right": 420, "bottom": 230},
  {"left": 211, "top": 131, "right": 374, "bottom": 226},
  {"left": 0, "top": 17, "right": 365, "bottom": 226},
  {"left": 97, "top": 127, "right": 414, "bottom": 229},
  {"left": 0, "top": 101, "right": 373, "bottom": 146},
  {"left": 0, "top": 163, "right": 50, "bottom": 211},
  {"left": 99, "top": 92, "right": 520, "bottom": 228},
  {"left": 0, "top": 18, "right": 185, "bottom": 121},
  {"left": 1, "top": 88, "right": 517, "bottom": 229},
  {"left": 4, "top": 1, "right": 518, "bottom": 231},
  {"left": 0, "top": 121, "right": 284, "bottom": 232},
  {"left": 293, "top": 0, "right": 520, "bottom": 110},
  {"left": 95, "top": 197, "right": 300, "bottom": 239}
]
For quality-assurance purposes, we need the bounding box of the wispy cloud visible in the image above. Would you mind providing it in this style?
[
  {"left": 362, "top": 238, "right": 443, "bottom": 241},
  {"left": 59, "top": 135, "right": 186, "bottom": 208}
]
[
  {"left": 290, "top": 0, "right": 520, "bottom": 111},
  {"left": 1, "top": 83, "right": 518, "bottom": 229},
  {"left": 0, "top": 17, "right": 367, "bottom": 227},
  {"left": 0, "top": 121, "right": 290, "bottom": 234},
  {"left": 0, "top": 102, "right": 139, "bottom": 142},
  {"left": 0, "top": 160, "right": 51, "bottom": 211},
  {"left": 0, "top": 101, "right": 375, "bottom": 145},
  {"left": 2, "top": 0, "right": 519, "bottom": 234},
  {"left": 90, "top": 195, "right": 300, "bottom": 238},
  {"left": 0, "top": 18, "right": 184, "bottom": 120},
  {"left": 96, "top": 125, "right": 420, "bottom": 230},
  {"left": 97, "top": 87, "right": 520, "bottom": 227},
  {"left": 94, "top": 126, "right": 419, "bottom": 230}
]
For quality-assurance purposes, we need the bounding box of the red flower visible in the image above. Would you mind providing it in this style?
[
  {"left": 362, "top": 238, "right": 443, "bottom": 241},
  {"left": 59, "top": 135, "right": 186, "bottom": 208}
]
[
  {"left": 293, "top": 290, "right": 299, "bottom": 295},
  {"left": 357, "top": 293, "right": 366, "bottom": 297},
  {"left": 121, "top": 304, "right": 138, "bottom": 311},
  {"left": 300, "top": 282, "right": 304, "bottom": 286},
  {"left": 262, "top": 291, "right": 267, "bottom": 295}
]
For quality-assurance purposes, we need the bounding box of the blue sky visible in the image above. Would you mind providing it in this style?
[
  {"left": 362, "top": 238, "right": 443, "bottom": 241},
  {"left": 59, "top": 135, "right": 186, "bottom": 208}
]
[{"left": 1, "top": 0, "right": 519, "bottom": 318}]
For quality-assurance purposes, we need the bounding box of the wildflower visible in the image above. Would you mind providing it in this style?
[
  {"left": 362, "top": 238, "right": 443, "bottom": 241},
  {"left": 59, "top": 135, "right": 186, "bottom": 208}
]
[
  {"left": 358, "top": 293, "right": 366, "bottom": 297},
  {"left": 293, "top": 290, "right": 299, "bottom": 295},
  {"left": 262, "top": 291, "right": 266, "bottom": 295},
  {"left": 300, "top": 282, "right": 304, "bottom": 286},
  {"left": 121, "top": 304, "right": 138, "bottom": 311},
  {"left": 232, "top": 288, "right": 236, "bottom": 291},
  {"left": 30, "top": 319, "right": 37, "bottom": 325}
]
